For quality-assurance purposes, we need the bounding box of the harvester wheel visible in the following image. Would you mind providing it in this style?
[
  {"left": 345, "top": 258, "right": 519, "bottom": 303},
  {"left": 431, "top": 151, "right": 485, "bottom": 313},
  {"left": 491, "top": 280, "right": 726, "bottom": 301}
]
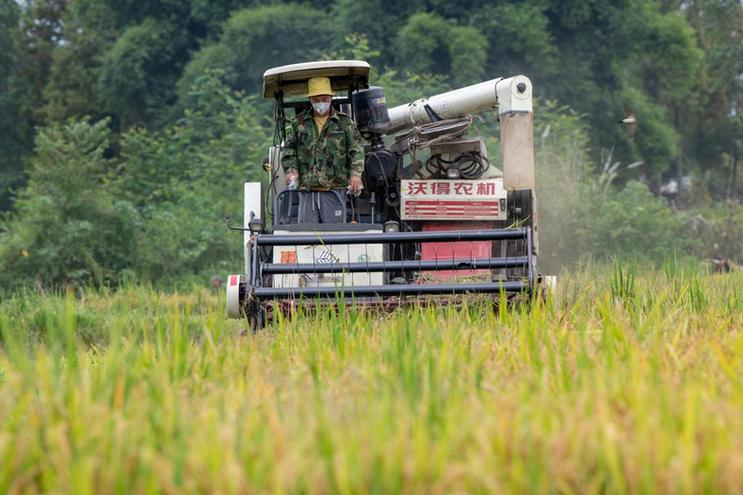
[
  {"left": 507, "top": 189, "right": 533, "bottom": 226},
  {"left": 247, "top": 303, "right": 266, "bottom": 332},
  {"left": 504, "top": 189, "right": 534, "bottom": 280}
]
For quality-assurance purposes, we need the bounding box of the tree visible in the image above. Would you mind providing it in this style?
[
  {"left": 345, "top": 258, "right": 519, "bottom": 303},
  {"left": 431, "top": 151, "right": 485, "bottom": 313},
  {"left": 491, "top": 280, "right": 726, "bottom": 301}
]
[
  {"left": 394, "top": 13, "right": 488, "bottom": 86},
  {"left": 0, "top": 118, "right": 138, "bottom": 290},
  {"left": 332, "top": 0, "right": 425, "bottom": 67},
  {"left": 114, "top": 72, "right": 271, "bottom": 281},
  {"left": 16, "top": 0, "right": 67, "bottom": 126},
  {"left": 474, "top": 2, "right": 557, "bottom": 78},
  {"left": 542, "top": 0, "right": 700, "bottom": 180},
  {"left": 683, "top": 0, "right": 743, "bottom": 196},
  {"left": 42, "top": 0, "right": 116, "bottom": 122},
  {"left": 394, "top": 13, "right": 451, "bottom": 75},
  {"left": 0, "top": 0, "right": 31, "bottom": 211},
  {"left": 178, "top": 4, "right": 336, "bottom": 104},
  {"left": 98, "top": 18, "right": 189, "bottom": 126}
]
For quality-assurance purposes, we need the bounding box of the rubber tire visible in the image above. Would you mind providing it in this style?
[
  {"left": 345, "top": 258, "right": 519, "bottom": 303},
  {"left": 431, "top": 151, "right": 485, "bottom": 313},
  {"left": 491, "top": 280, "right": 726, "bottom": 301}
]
[
  {"left": 504, "top": 189, "right": 534, "bottom": 280},
  {"left": 507, "top": 189, "right": 533, "bottom": 226},
  {"left": 247, "top": 303, "right": 266, "bottom": 332}
]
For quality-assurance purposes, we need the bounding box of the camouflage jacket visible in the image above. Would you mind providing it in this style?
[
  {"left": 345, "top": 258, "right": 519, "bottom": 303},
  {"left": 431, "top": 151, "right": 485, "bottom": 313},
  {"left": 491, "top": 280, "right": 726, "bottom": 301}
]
[{"left": 281, "top": 109, "right": 365, "bottom": 190}]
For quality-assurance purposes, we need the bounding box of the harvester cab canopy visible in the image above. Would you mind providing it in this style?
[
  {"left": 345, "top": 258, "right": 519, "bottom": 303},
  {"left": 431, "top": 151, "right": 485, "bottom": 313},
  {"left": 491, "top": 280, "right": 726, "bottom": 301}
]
[{"left": 262, "top": 60, "right": 371, "bottom": 100}]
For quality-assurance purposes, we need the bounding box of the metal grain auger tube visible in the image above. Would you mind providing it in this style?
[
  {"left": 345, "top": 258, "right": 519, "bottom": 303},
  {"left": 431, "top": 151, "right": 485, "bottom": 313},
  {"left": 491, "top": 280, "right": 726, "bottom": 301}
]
[{"left": 226, "top": 60, "right": 556, "bottom": 328}]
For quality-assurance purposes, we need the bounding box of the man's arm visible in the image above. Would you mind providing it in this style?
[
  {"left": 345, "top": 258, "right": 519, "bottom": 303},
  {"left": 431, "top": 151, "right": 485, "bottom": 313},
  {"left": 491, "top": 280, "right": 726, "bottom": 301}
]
[
  {"left": 346, "top": 122, "right": 365, "bottom": 178},
  {"left": 281, "top": 123, "right": 299, "bottom": 178}
]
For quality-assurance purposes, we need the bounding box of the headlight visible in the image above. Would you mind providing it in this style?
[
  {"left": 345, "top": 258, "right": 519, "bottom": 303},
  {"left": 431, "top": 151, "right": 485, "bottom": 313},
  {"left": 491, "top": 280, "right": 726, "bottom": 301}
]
[{"left": 384, "top": 221, "right": 400, "bottom": 232}]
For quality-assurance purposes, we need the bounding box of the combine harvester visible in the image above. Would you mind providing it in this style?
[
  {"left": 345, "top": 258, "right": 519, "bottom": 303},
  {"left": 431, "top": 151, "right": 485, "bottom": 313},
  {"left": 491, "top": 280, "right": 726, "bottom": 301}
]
[{"left": 226, "top": 60, "right": 554, "bottom": 329}]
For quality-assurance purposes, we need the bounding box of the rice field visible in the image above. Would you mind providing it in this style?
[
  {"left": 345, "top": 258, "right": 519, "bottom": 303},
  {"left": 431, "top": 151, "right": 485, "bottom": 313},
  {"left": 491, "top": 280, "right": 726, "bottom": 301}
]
[{"left": 1, "top": 262, "right": 743, "bottom": 494}]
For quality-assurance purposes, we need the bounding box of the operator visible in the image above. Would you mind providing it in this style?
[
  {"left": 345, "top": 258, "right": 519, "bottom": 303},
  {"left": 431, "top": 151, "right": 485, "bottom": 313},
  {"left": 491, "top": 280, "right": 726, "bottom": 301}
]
[{"left": 282, "top": 76, "right": 365, "bottom": 223}]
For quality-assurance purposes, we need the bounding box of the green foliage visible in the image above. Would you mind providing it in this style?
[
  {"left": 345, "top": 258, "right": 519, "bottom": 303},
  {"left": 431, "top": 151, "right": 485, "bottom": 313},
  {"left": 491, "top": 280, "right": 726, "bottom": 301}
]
[
  {"left": 98, "top": 0, "right": 191, "bottom": 28},
  {"left": 610, "top": 261, "right": 637, "bottom": 305},
  {"left": 115, "top": 72, "right": 271, "bottom": 283},
  {"left": 42, "top": 0, "right": 115, "bottom": 121},
  {"left": 4, "top": 0, "right": 738, "bottom": 189},
  {"left": 447, "top": 26, "right": 487, "bottom": 86},
  {"left": 322, "top": 33, "right": 381, "bottom": 63},
  {"left": 588, "top": 181, "right": 686, "bottom": 260},
  {"left": 0, "top": 0, "right": 17, "bottom": 99},
  {"left": 1, "top": 73, "right": 271, "bottom": 292},
  {"left": 98, "top": 18, "right": 188, "bottom": 125},
  {"left": 474, "top": 2, "right": 556, "bottom": 73},
  {"left": 15, "top": 0, "right": 66, "bottom": 127},
  {"left": 373, "top": 69, "right": 449, "bottom": 108},
  {"left": 539, "top": 0, "right": 701, "bottom": 178},
  {"left": 325, "top": 32, "right": 452, "bottom": 109},
  {"left": 687, "top": 202, "right": 743, "bottom": 263},
  {"left": 0, "top": 119, "right": 138, "bottom": 290},
  {"left": 394, "top": 13, "right": 451, "bottom": 75},
  {"left": 0, "top": 0, "right": 32, "bottom": 211},
  {"left": 178, "top": 4, "right": 334, "bottom": 103},
  {"left": 186, "top": 0, "right": 251, "bottom": 38},
  {"left": 637, "top": 12, "right": 701, "bottom": 105},
  {"left": 332, "top": 0, "right": 423, "bottom": 59},
  {"left": 536, "top": 101, "right": 687, "bottom": 271},
  {"left": 682, "top": 0, "right": 743, "bottom": 193},
  {"left": 394, "top": 13, "right": 487, "bottom": 86}
]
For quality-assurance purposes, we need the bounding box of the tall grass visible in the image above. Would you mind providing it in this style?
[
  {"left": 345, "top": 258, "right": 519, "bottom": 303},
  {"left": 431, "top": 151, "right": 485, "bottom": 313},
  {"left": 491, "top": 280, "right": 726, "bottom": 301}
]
[{"left": 1, "top": 266, "right": 743, "bottom": 493}]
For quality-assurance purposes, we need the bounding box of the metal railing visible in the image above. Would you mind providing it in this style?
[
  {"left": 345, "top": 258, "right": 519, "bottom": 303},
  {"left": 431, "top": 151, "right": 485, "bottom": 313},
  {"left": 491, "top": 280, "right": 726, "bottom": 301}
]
[{"left": 247, "top": 227, "right": 534, "bottom": 300}]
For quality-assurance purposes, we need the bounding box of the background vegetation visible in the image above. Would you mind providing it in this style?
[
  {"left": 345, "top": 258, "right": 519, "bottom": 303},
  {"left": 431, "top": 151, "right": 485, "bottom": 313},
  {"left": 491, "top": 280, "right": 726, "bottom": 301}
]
[{"left": 1, "top": 0, "right": 742, "bottom": 289}]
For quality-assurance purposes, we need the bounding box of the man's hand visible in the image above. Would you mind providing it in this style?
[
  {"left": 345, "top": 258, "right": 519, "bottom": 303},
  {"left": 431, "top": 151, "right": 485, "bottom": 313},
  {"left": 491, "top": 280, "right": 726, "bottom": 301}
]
[
  {"left": 349, "top": 176, "right": 364, "bottom": 194},
  {"left": 285, "top": 172, "right": 298, "bottom": 190}
]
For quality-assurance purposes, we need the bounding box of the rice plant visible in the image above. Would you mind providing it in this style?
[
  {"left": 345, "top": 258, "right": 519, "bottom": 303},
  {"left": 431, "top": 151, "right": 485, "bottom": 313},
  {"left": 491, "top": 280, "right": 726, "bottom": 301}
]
[{"left": 1, "top": 266, "right": 742, "bottom": 494}]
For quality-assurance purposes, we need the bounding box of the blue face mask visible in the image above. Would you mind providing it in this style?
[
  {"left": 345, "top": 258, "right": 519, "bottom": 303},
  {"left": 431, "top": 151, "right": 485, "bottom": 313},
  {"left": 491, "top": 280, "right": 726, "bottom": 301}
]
[{"left": 312, "top": 101, "right": 331, "bottom": 115}]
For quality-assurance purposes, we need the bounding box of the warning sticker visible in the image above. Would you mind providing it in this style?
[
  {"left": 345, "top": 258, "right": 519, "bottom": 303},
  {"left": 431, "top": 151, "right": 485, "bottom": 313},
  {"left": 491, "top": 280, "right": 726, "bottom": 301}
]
[
  {"left": 280, "top": 250, "right": 297, "bottom": 263},
  {"left": 401, "top": 179, "right": 507, "bottom": 220}
]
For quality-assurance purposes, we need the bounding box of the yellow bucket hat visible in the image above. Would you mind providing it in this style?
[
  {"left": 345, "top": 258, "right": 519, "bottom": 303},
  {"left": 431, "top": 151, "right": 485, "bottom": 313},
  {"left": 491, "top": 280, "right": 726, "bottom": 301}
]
[{"left": 307, "top": 77, "right": 334, "bottom": 97}]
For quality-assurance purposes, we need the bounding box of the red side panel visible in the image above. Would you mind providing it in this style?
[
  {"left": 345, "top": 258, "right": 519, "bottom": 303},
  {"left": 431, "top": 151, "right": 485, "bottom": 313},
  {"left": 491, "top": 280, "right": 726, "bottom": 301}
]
[{"left": 420, "top": 222, "right": 493, "bottom": 280}]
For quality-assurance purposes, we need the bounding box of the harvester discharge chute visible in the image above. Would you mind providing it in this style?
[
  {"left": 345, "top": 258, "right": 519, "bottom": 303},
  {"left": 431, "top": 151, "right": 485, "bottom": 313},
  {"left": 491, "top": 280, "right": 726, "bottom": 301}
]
[{"left": 226, "top": 60, "right": 553, "bottom": 329}]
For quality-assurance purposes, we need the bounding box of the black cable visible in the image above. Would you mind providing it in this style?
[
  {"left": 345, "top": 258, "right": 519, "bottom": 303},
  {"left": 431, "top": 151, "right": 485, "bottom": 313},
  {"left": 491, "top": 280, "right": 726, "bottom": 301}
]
[{"left": 424, "top": 152, "right": 488, "bottom": 179}]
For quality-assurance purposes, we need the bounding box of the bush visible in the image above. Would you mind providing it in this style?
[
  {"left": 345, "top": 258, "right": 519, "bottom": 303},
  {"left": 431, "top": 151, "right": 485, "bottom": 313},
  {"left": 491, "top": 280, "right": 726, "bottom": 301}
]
[
  {"left": 687, "top": 202, "right": 743, "bottom": 264},
  {"left": 116, "top": 71, "right": 271, "bottom": 283},
  {"left": 586, "top": 180, "right": 687, "bottom": 260},
  {"left": 535, "top": 101, "right": 687, "bottom": 272},
  {"left": 0, "top": 118, "right": 138, "bottom": 291},
  {"left": 0, "top": 73, "right": 272, "bottom": 293}
]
